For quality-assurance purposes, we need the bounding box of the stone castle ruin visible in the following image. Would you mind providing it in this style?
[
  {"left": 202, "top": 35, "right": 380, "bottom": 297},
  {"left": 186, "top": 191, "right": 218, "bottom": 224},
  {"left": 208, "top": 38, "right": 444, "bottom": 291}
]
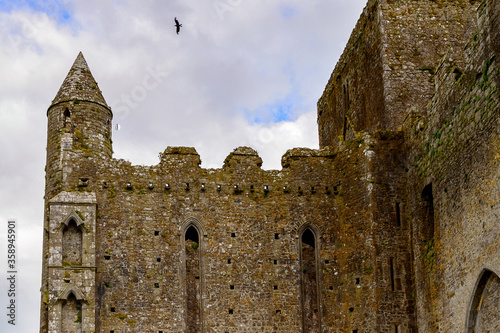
[{"left": 40, "top": 0, "right": 500, "bottom": 331}]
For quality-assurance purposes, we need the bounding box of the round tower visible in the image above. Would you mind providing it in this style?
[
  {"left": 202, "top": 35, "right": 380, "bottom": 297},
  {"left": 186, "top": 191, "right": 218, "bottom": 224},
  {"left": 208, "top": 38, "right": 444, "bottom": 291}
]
[{"left": 45, "top": 52, "right": 113, "bottom": 197}]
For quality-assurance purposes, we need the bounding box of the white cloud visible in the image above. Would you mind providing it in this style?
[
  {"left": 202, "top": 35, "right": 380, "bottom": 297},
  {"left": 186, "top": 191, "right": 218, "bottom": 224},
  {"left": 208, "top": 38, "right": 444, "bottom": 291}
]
[{"left": 0, "top": 0, "right": 367, "bottom": 330}]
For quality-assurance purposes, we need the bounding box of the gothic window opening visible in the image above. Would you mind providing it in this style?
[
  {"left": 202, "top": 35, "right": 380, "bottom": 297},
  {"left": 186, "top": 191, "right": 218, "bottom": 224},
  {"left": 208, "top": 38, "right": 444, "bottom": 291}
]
[
  {"left": 300, "top": 227, "right": 320, "bottom": 333},
  {"left": 466, "top": 269, "right": 500, "bottom": 332},
  {"left": 61, "top": 293, "right": 82, "bottom": 333},
  {"left": 185, "top": 225, "right": 202, "bottom": 333},
  {"left": 62, "top": 219, "right": 82, "bottom": 266}
]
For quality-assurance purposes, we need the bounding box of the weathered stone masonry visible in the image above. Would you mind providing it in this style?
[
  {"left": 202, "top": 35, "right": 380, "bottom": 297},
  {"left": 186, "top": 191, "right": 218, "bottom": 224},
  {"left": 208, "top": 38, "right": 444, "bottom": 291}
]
[{"left": 40, "top": 0, "right": 500, "bottom": 332}]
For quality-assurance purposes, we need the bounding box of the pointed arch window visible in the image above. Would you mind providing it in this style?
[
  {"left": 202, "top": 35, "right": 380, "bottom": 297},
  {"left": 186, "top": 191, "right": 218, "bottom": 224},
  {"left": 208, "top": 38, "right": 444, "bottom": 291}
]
[
  {"left": 300, "top": 226, "right": 321, "bottom": 333},
  {"left": 182, "top": 219, "right": 205, "bottom": 333},
  {"left": 466, "top": 269, "right": 500, "bottom": 332},
  {"left": 62, "top": 218, "right": 83, "bottom": 266},
  {"left": 61, "top": 292, "right": 82, "bottom": 332}
]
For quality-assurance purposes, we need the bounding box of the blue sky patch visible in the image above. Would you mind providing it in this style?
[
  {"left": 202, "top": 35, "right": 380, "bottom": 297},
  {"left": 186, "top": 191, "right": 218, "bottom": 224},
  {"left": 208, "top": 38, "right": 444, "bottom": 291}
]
[
  {"left": 245, "top": 95, "right": 302, "bottom": 125},
  {"left": 280, "top": 5, "right": 297, "bottom": 19},
  {"left": 0, "top": 0, "right": 73, "bottom": 24}
]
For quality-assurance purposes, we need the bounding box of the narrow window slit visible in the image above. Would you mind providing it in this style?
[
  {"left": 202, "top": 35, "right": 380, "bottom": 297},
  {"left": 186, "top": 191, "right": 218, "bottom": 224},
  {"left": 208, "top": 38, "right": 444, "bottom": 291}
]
[
  {"left": 390, "top": 257, "right": 395, "bottom": 291},
  {"left": 395, "top": 202, "right": 401, "bottom": 227}
]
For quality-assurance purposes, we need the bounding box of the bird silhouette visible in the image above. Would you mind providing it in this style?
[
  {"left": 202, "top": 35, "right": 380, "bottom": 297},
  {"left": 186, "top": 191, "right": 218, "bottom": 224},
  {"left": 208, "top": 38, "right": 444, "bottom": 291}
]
[{"left": 174, "top": 17, "right": 182, "bottom": 35}]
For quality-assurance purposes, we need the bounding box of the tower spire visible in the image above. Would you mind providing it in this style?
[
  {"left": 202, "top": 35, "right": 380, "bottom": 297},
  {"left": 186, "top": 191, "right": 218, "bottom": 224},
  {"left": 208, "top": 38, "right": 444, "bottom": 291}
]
[{"left": 50, "top": 52, "right": 109, "bottom": 109}]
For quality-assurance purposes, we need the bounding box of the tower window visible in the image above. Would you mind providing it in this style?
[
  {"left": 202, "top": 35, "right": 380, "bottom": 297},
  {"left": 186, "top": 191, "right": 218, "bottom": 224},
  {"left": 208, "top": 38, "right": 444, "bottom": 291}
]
[{"left": 63, "top": 108, "right": 71, "bottom": 128}]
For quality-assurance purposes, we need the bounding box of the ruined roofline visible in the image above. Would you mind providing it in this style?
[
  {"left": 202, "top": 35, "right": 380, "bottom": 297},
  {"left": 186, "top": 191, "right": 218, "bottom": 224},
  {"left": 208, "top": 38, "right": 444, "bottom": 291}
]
[{"left": 106, "top": 143, "right": 349, "bottom": 172}]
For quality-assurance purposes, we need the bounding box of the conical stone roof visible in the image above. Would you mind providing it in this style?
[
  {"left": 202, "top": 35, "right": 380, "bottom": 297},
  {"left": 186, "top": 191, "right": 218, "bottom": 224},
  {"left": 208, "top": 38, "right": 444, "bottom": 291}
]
[{"left": 51, "top": 52, "right": 109, "bottom": 109}]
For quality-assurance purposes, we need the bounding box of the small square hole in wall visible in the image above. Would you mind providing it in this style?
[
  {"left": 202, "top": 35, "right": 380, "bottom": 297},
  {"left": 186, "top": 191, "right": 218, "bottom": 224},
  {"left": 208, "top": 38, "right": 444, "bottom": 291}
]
[
  {"left": 276, "top": 310, "right": 281, "bottom": 314},
  {"left": 356, "top": 277, "right": 360, "bottom": 284},
  {"left": 154, "top": 231, "right": 159, "bottom": 236},
  {"left": 157, "top": 258, "right": 161, "bottom": 262},
  {"left": 273, "top": 285, "right": 278, "bottom": 290},
  {"left": 274, "top": 233, "right": 279, "bottom": 239},
  {"left": 104, "top": 255, "right": 111, "bottom": 260},
  {"left": 195, "top": 276, "right": 200, "bottom": 280},
  {"left": 159, "top": 331, "right": 163, "bottom": 333},
  {"left": 325, "top": 260, "right": 330, "bottom": 264},
  {"left": 227, "top": 259, "right": 231, "bottom": 264},
  {"left": 110, "top": 307, "right": 115, "bottom": 312},
  {"left": 352, "top": 330, "right": 358, "bottom": 333},
  {"left": 230, "top": 285, "right": 234, "bottom": 290},
  {"left": 229, "top": 309, "right": 233, "bottom": 314},
  {"left": 154, "top": 283, "right": 159, "bottom": 288},
  {"left": 231, "top": 232, "right": 236, "bottom": 237},
  {"left": 274, "top": 260, "right": 277, "bottom": 265},
  {"left": 110, "top": 331, "right": 114, "bottom": 333},
  {"left": 349, "top": 307, "right": 354, "bottom": 312},
  {"left": 329, "top": 286, "right": 333, "bottom": 291}
]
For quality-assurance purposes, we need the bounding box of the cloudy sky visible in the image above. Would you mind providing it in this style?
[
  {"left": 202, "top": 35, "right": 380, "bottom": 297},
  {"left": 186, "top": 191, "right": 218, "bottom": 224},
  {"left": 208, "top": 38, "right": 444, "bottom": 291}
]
[{"left": 0, "top": 0, "right": 366, "bottom": 330}]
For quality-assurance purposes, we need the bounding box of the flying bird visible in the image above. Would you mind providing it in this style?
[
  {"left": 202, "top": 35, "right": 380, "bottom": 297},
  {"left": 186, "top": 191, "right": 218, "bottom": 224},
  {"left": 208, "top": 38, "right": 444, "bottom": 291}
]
[{"left": 174, "top": 17, "right": 182, "bottom": 35}]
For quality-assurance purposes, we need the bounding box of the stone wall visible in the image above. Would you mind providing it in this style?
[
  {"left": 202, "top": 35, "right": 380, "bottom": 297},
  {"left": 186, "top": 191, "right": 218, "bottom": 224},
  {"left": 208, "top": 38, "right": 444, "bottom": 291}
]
[
  {"left": 317, "top": 0, "right": 385, "bottom": 148},
  {"left": 403, "top": 1, "right": 500, "bottom": 331},
  {"left": 88, "top": 144, "right": 381, "bottom": 332},
  {"left": 40, "top": 1, "right": 500, "bottom": 332},
  {"left": 318, "top": 0, "right": 479, "bottom": 149}
]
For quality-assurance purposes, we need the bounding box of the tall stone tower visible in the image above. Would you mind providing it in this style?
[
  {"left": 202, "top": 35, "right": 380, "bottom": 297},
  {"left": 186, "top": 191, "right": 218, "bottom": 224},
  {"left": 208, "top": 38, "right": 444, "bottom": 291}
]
[{"left": 40, "top": 52, "right": 111, "bottom": 332}]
